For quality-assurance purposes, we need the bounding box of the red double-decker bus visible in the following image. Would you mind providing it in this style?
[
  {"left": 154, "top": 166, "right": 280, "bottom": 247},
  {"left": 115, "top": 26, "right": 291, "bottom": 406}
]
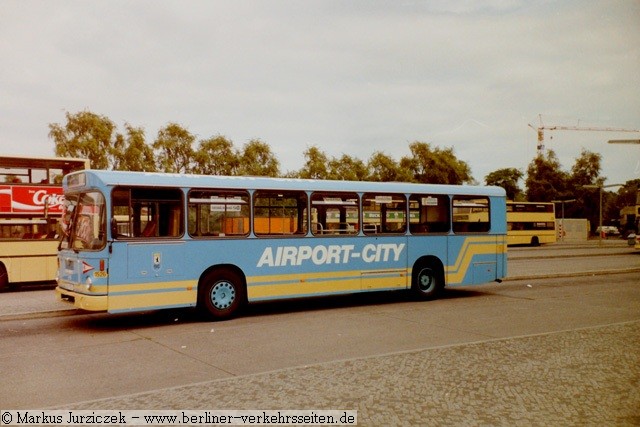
[{"left": 0, "top": 155, "right": 89, "bottom": 290}]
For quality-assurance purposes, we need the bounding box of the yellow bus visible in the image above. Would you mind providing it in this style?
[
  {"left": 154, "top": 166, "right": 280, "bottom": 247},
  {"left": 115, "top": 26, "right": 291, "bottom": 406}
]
[
  {"left": 506, "top": 201, "right": 556, "bottom": 246},
  {"left": 0, "top": 155, "right": 89, "bottom": 290}
]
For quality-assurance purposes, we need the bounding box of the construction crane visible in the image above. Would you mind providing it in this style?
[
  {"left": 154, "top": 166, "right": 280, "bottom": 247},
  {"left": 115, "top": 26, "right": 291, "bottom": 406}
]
[{"left": 528, "top": 115, "right": 640, "bottom": 154}]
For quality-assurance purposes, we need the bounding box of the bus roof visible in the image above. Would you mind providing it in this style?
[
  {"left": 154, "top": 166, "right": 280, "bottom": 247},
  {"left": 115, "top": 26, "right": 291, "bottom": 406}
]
[
  {"left": 65, "top": 169, "right": 506, "bottom": 197},
  {"left": 0, "top": 155, "right": 89, "bottom": 170}
]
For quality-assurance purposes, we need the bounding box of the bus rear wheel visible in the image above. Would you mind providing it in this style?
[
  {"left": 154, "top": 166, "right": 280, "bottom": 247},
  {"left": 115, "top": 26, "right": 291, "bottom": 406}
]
[
  {"left": 412, "top": 261, "right": 443, "bottom": 300},
  {"left": 199, "top": 269, "right": 245, "bottom": 320},
  {"left": 0, "top": 264, "right": 8, "bottom": 292}
]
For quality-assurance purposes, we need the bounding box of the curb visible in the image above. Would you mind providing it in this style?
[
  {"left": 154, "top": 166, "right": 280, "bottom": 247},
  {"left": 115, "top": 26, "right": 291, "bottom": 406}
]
[
  {"left": 0, "top": 308, "right": 79, "bottom": 322},
  {"left": 503, "top": 267, "right": 640, "bottom": 282}
]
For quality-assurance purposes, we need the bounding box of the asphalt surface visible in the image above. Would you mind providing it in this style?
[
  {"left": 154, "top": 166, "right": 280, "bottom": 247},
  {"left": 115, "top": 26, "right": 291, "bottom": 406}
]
[{"left": 2, "top": 239, "right": 639, "bottom": 425}]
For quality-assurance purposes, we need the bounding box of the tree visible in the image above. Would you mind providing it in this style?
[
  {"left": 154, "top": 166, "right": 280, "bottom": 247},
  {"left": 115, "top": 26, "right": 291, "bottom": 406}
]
[
  {"left": 298, "top": 146, "right": 329, "bottom": 179},
  {"left": 193, "top": 135, "right": 239, "bottom": 175},
  {"left": 525, "top": 150, "right": 569, "bottom": 202},
  {"left": 569, "top": 149, "right": 604, "bottom": 188},
  {"left": 48, "top": 110, "right": 119, "bottom": 169},
  {"left": 153, "top": 123, "right": 195, "bottom": 173},
  {"left": 400, "top": 141, "right": 472, "bottom": 184},
  {"left": 367, "top": 151, "right": 407, "bottom": 182},
  {"left": 114, "top": 124, "right": 156, "bottom": 172},
  {"left": 237, "top": 139, "right": 280, "bottom": 177},
  {"left": 565, "top": 149, "right": 604, "bottom": 224},
  {"left": 328, "top": 154, "right": 369, "bottom": 181},
  {"left": 484, "top": 168, "right": 523, "bottom": 201}
]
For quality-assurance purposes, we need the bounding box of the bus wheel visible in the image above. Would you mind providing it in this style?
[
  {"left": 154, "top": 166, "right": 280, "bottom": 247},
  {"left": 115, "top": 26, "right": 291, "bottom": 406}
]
[
  {"left": 412, "top": 262, "right": 443, "bottom": 300},
  {"left": 0, "top": 264, "right": 8, "bottom": 292},
  {"left": 200, "top": 269, "right": 245, "bottom": 320},
  {"left": 531, "top": 236, "right": 540, "bottom": 246}
]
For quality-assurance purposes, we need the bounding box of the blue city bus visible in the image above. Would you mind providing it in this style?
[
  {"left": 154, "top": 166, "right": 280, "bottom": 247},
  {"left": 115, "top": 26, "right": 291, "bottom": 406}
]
[{"left": 56, "top": 170, "right": 507, "bottom": 320}]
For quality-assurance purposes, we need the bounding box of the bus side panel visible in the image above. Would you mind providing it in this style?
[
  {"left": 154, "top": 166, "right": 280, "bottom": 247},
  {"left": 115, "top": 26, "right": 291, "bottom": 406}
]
[
  {"left": 446, "top": 235, "right": 503, "bottom": 286},
  {"left": 105, "top": 240, "right": 197, "bottom": 313},
  {"left": 491, "top": 196, "right": 508, "bottom": 279},
  {"left": 406, "top": 235, "right": 448, "bottom": 283},
  {"left": 0, "top": 240, "right": 59, "bottom": 283},
  {"left": 190, "top": 237, "right": 410, "bottom": 302}
]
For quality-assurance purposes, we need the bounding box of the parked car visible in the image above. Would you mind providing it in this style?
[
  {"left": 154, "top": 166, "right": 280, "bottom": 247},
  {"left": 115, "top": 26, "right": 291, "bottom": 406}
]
[{"left": 595, "top": 226, "right": 620, "bottom": 236}]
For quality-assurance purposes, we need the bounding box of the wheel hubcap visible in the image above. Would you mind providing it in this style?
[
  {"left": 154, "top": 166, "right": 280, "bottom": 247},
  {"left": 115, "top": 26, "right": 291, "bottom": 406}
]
[
  {"left": 418, "top": 268, "right": 435, "bottom": 292},
  {"left": 210, "top": 281, "right": 236, "bottom": 309}
]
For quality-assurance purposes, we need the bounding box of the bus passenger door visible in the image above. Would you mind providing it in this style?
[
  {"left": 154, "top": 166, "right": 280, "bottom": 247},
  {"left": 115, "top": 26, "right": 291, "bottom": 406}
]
[{"left": 107, "top": 240, "right": 190, "bottom": 312}]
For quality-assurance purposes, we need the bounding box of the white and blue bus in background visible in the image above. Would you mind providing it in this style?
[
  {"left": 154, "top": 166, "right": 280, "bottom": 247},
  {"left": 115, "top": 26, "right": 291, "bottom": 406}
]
[{"left": 56, "top": 170, "right": 507, "bottom": 320}]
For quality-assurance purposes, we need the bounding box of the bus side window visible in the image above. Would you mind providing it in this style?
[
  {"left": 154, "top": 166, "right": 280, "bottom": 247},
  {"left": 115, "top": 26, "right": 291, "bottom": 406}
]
[
  {"left": 253, "top": 190, "right": 307, "bottom": 236},
  {"left": 452, "top": 196, "right": 490, "bottom": 233},
  {"left": 112, "top": 187, "right": 184, "bottom": 239},
  {"left": 188, "top": 190, "right": 250, "bottom": 238},
  {"left": 310, "top": 192, "right": 359, "bottom": 236},
  {"left": 409, "top": 194, "right": 450, "bottom": 234},
  {"left": 362, "top": 193, "right": 406, "bottom": 235}
]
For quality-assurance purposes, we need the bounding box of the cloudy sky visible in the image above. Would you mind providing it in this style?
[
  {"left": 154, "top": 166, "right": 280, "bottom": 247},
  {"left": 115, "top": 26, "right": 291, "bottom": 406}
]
[{"left": 1, "top": 0, "right": 639, "bottom": 186}]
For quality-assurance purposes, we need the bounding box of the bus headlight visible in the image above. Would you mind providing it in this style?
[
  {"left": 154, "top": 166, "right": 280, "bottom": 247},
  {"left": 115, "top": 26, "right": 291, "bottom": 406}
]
[{"left": 85, "top": 277, "right": 92, "bottom": 290}]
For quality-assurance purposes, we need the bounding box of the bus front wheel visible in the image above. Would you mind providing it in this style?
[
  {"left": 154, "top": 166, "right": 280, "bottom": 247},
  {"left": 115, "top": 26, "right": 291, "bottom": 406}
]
[
  {"left": 412, "top": 261, "right": 443, "bottom": 300},
  {"left": 199, "top": 269, "right": 245, "bottom": 320}
]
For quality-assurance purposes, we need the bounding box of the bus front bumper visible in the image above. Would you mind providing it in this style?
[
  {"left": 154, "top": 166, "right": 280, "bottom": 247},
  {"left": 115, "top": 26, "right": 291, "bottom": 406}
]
[{"left": 56, "top": 286, "right": 108, "bottom": 311}]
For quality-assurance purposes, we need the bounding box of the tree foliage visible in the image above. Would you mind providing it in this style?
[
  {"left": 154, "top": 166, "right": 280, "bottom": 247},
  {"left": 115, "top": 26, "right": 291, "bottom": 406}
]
[
  {"left": 298, "top": 146, "right": 329, "bottom": 179},
  {"left": 237, "top": 139, "right": 280, "bottom": 177},
  {"left": 48, "top": 109, "right": 628, "bottom": 225},
  {"left": 193, "top": 135, "right": 239, "bottom": 176},
  {"left": 400, "top": 142, "right": 472, "bottom": 185},
  {"left": 49, "top": 110, "right": 118, "bottom": 169},
  {"left": 153, "top": 123, "right": 195, "bottom": 174},
  {"left": 484, "top": 168, "right": 524, "bottom": 201},
  {"left": 328, "top": 154, "right": 369, "bottom": 181},
  {"left": 115, "top": 124, "right": 156, "bottom": 172},
  {"left": 368, "top": 151, "right": 405, "bottom": 182},
  {"left": 525, "top": 150, "right": 569, "bottom": 202}
]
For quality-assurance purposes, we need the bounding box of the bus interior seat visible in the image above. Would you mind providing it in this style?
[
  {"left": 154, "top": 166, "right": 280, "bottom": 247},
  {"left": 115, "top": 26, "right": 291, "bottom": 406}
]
[{"left": 141, "top": 221, "right": 157, "bottom": 237}]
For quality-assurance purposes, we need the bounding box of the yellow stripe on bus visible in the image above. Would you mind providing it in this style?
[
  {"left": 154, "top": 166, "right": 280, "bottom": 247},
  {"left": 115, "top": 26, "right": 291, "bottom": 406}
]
[
  {"left": 100, "top": 236, "right": 504, "bottom": 308},
  {"left": 108, "top": 289, "right": 197, "bottom": 311}
]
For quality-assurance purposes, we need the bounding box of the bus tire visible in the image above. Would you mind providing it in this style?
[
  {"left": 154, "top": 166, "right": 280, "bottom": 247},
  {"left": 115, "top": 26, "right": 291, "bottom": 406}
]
[
  {"left": 531, "top": 236, "right": 540, "bottom": 246},
  {"left": 199, "top": 269, "right": 245, "bottom": 320},
  {"left": 0, "top": 263, "right": 8, "bottom": 292},
  {"left": 412, "top": 259, "right": 444, "bottom": 300}
]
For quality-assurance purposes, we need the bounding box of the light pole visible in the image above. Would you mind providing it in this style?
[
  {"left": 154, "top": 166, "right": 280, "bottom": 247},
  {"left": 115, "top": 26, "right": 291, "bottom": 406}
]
[
  {"left": 552, "top": 199, "right": 576, "bottom": 242},
  {"left": 582, "top": 183, "right": 624, "bottom": 244}
]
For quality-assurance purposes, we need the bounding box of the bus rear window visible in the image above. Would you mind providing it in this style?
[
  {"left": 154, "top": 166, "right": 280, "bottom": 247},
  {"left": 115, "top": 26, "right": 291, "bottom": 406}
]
[
  {"left": 452, "top": 196, "right": 490, "bottom": 233},
  {"left": 409, "top": 194, "right": 450, "bottom": 234}
]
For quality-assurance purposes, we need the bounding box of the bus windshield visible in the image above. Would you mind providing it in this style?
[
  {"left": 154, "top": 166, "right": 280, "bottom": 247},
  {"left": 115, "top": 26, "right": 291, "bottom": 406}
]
[{"left": 64, "top": 191, "right": 106, "bottom": 251}]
